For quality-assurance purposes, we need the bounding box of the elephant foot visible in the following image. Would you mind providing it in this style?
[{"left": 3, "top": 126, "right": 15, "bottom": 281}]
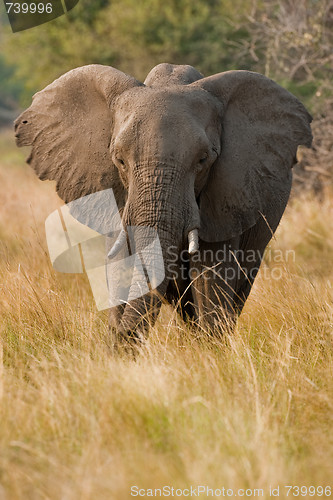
[
  {"left": 107, "top": 325, "right": 145, "bottom": 358},
  {"left": 197, "top": 307, "right": 237, "bottom": 338}
]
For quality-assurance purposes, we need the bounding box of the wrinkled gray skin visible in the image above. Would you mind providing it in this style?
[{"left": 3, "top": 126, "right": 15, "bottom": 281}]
[{"left": 15, "top": 63, "right": 312, "bottom": 349}]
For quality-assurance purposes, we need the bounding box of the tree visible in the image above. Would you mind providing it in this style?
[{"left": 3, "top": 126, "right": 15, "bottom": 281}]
[
  {"left": 244, "top": 0, "right": 333, "bottom": 110},
  {"left": 2, "top": 0, "right": 251, "bottom": 101},
  {"left": 2, "top": 0, "right": 332, "bottom": 110}
]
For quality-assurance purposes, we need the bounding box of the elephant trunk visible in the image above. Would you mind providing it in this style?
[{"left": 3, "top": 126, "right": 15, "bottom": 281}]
[
  {"left": 108, "top": 161, "right": 200, "bottom": 347},
  {"left": 119, "top": 228, "right": 172, "bottom": 337},
  {"left": 115, "top": 195, "right": 185, "bottom": 340},
  {"left": 117, "top": 228, "right": 174, "bottom": 338}
]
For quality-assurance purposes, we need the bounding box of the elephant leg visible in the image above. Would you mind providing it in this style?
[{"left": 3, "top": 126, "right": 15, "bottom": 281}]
[
  {"left": 108, "top": 304, "right": 126, "bottom": 350},
  {"left": 232, "top": 274, "right": 257, "bottom": 316},
  {"left": 191, "top": 207, "right": 282, "bottom": 334},
  {"left": 108, "top": 303, "right": 142, "bottom": 356},
  {"left": 168, "top": 279, "right": 197, "bottom": 322},
  {"left": 165, "top": 255, "right": 197, "bottom": 323},
  {"left": 109, "top": 303, "right": 125, "bottom": 328},
  {"left": 190, "top": 237, "right": 241, "bottom": 333},
  {"left": 232, "top": 216, "right": 276, "bottom": 315}
]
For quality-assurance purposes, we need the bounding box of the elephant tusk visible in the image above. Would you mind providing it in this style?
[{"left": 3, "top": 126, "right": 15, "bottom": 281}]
[
  {"left": 107, "top": 229, "right": 127, "bottom": 259},
  {"left": 188, "top": 229, "right": 199, "bottom": 255}
]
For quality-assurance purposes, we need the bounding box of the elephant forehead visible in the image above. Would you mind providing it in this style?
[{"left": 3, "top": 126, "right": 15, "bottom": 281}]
[{"left": 114, "top": 87, "right": 220, "bottom": 126}]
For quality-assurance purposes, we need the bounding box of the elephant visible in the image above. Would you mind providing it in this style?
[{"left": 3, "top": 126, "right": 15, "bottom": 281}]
[{"left": 15, "top": 63, "right": 312, "bottom": 349}]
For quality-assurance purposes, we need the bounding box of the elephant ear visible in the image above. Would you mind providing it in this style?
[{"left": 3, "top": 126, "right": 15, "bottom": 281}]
[
  {"left": 144, "top": 63, "right": 203, "bottom": 87},
  {"left": 191, "top": 71, "right": 313, "bottom": 242},
  {"left": 15, "top": 64, "right": 142, "bottom": 204}
]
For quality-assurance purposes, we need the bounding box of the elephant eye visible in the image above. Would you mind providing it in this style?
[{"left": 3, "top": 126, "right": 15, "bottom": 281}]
[
  {"left": 198, "top": 154, "right": 208, "bottom": 168},
  {"left": 115, "top": 157, "right": 126, "bottom": 170}
]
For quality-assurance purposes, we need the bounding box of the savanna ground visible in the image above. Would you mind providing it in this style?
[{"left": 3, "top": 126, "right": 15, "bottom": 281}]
[{"left": 0, "top": 128, "right": 332, "bottom": 499}]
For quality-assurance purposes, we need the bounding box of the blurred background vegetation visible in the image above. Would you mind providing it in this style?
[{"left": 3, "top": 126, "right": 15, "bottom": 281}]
[{"left": 0, "top": 0, "right": 332, "bottom": 191}]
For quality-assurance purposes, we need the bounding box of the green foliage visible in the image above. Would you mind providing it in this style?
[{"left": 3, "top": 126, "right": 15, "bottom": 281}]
[
  {"left": 277, "top": 80, "right": 318, "bottom": 110},
  {"left": 1, "top": 0, "right": 332, "bottom": 109},
  {"left": 0, "top": 55, "right": 23, "bottom": 108},
  {"left": 97, "top": 0, "right": 246, "bottom": 77},
  {"left": 2, "top": 0, "right": 251, "bottom": 101}
]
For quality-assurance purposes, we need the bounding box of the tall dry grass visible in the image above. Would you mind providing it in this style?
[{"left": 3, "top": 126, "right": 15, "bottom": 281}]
[{"left": 0, "top": 129, "right": 332, "bottom": 499}]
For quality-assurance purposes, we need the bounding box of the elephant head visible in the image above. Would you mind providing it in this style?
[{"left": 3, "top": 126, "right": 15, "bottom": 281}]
[{"left": 15, "top": 63, "right": 312, "bottom": 340}]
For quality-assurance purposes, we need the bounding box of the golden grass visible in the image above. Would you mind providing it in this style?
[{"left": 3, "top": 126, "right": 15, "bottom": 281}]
[{"left": 0, "top": 129, "right": 332, "bottom": 499}]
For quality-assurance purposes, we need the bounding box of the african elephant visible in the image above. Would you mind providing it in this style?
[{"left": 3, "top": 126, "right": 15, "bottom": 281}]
[{"left": 15, "top": 63, "right": 312, "bottom": 348}]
